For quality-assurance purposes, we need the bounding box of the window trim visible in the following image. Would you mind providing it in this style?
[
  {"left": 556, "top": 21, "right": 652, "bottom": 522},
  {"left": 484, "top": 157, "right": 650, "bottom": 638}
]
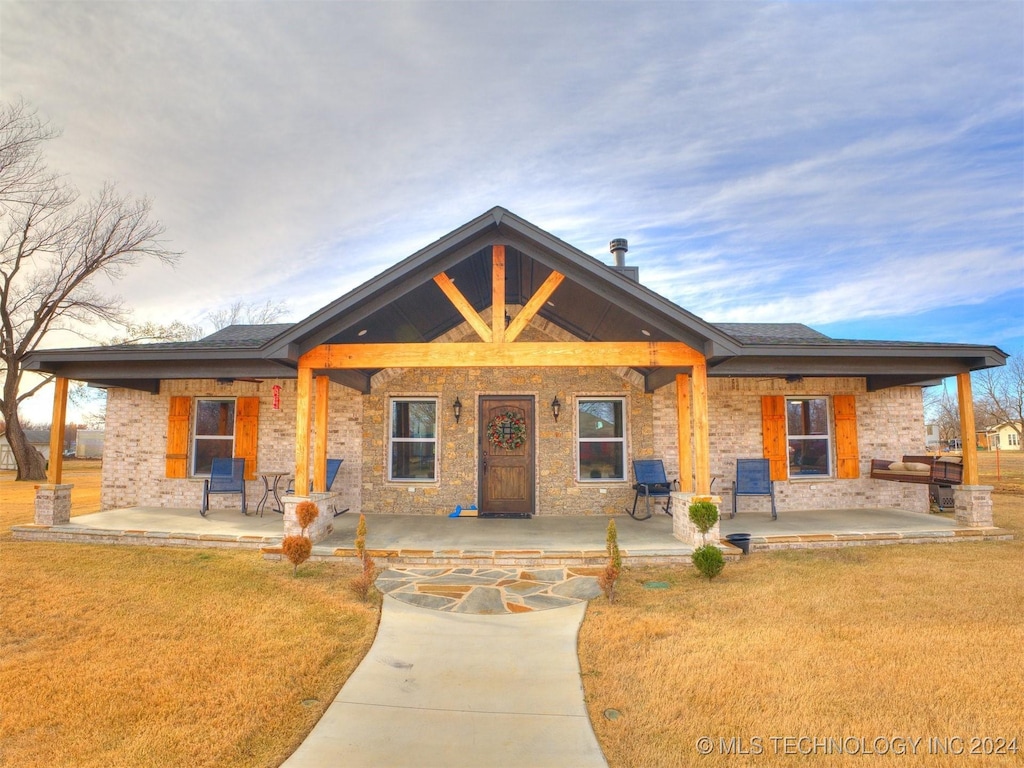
[
  {"left": 388, "top": 396, "right": 439, "bottom": 483},
  {"left": 191, "top": 397, "right": 236, "bottom": 477},
  {"left": 576, "top": 396, "right": 628, "bottom": 483},
  {"left": 785, "top": 396, "right": 833, "bottom": 479}
]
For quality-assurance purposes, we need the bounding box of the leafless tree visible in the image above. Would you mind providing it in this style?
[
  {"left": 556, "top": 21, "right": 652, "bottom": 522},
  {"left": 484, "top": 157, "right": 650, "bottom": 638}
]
[
  {"left": 0, "top": 101, "right": 179, "bottom": 480},
  {"left": 206, "top": 298, "right": 288, "bottom": 331},
  {"left": 975, "top": 351, "right": 1023, "bottom": 447},
  {"left": 923, "top": 380, "right": 961, "bottom": 444}
]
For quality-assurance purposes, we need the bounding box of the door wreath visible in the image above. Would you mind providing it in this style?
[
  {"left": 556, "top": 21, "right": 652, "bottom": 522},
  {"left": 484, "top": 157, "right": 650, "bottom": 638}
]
[{"left": 487, "top": 411, "right": 527, "bottom": 451}]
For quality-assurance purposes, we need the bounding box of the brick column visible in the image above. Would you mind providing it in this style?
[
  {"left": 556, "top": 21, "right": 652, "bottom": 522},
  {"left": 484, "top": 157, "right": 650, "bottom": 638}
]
[
  {"left": 672, "top": 492, "right": 722, "bottom": 546},
  {"left": 283, "top": 493, "right": 337, "bottom": 543},
  {"left": 953, "top": 485, "right": 994, "bottom": 527},
  {"left": 35, "top": 484, "right": 73, "bottom": 526}
]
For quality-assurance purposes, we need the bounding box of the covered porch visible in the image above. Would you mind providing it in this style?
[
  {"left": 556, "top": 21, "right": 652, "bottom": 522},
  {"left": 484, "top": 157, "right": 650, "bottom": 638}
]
[{"left": 12, "top": 505, "right": 1011, "bottom": 566}]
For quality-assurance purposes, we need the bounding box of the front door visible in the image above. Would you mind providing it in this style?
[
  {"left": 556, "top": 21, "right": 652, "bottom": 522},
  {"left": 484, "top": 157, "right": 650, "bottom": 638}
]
[{"left": 479, "top": 396, "right": 535, "bottom": 515}]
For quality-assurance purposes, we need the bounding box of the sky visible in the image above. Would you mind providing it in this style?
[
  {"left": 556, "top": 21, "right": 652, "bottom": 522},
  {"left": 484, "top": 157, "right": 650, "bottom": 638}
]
[{"left": 2, "top": 1, "right": 1022, "bottom": 423}]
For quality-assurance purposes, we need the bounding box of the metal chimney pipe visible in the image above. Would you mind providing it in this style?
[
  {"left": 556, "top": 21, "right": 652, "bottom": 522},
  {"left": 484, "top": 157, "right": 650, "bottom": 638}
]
[{"left": 609, "top": 238, "right": 628, "bottom": 267}]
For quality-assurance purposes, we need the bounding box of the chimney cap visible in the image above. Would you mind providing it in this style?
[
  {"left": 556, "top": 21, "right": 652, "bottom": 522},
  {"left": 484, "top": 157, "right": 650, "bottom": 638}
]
[{"left": 609, "top": 238, "right": 628, "bottom": 254}]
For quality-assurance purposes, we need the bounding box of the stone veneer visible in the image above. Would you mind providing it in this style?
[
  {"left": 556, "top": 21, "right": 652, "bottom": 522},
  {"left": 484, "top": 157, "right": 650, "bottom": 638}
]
[
  {"left": 34, "top": 484, "right": 73, "bottom": 525},
  {"left": 99, "top": 313, "right": 940, "bottom": 518}
]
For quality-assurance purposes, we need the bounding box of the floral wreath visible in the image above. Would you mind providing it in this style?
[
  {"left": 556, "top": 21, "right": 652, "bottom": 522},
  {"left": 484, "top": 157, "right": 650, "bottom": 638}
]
[{"left": 487, "top": 411, "right": 527, "bottom": 451}]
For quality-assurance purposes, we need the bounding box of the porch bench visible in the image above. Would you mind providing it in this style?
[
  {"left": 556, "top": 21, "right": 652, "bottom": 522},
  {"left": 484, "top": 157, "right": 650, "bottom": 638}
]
[{"left": 869, "top": 455, "right": 963, "bottom": 485}]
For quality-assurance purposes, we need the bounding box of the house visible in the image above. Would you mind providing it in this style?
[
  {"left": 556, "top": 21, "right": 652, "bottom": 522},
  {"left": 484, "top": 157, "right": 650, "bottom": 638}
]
[
  {"left": 25, "top": 208, "right": 1006, "bottom": 538},
  {"left": 979, "top": 422, "right": 1022, "bottom": 451},
  {"left": 1, "top": 429, "right": 51, "bottom": 470}
]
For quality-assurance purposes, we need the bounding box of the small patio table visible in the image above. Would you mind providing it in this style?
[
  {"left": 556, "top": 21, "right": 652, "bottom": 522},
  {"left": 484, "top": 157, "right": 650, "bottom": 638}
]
[{"left": 256, "top": 470, "right": 289, "bottom": 516}]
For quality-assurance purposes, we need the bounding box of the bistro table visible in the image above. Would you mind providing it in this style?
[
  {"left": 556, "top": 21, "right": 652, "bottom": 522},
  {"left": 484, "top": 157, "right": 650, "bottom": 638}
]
[{"left": 256, "top": 470, "right": 290, "bottom": 516}]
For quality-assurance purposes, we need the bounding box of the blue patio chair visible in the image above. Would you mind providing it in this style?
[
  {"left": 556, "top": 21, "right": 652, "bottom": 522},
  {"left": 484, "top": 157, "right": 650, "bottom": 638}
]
[
  {"left": 286, "top": 458, "right": 348, "bottom": 516},
  {"left": 630, "top": 459, "right": 676, "bottom": 520},
  {"left": 200, "top": 457, "right": 247, "bottom": 517},
  {"left": 731, "top": 458, "right": 776, "bottom": 520}
]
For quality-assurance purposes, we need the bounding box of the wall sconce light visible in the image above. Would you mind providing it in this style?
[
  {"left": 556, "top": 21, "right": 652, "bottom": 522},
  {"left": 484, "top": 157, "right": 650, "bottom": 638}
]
[
  {"left": 453, "top": 397, "right": 462, "bottom": 423},
  {"left": 551, "top": 395, "right": 561, "bottom": 422}
]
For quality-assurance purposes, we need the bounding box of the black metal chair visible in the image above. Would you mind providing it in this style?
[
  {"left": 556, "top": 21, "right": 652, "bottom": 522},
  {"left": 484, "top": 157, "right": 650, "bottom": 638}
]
[
  {"left": 200, "top": 457, "right": 247, "bottom": 516},
  {"left": 630, "top": 459, "right": 676, "bottom": 520}
]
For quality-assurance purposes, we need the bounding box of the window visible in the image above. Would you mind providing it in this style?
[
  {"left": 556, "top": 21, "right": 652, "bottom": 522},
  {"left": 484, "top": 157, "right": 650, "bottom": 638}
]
[
  {"left": 192, "top": 399, "right": 235, "bottom": 475},
  {"left": 578, "top": 398, "right": 626, "bottom": 481},
  {"left": 1008, "top": 432, "right": 1020, "bottom": 447},
  {"left": 390, "top": 398, "right": 437, "bottom": 481},
  {"left": 786, "top": 397, "right": 831, "bottom": 477}
]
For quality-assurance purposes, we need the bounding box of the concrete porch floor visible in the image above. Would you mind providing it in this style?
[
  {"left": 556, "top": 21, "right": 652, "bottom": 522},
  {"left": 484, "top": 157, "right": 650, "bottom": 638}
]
[{"left": 11, "top": 503, "right": 1011, "bottom": 565}]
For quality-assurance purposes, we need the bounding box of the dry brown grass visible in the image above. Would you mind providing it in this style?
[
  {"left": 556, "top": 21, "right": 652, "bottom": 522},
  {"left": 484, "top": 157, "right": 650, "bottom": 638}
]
[
  {"left": 580, "top": 454, "right": 1024, "bottom": 768},
  {"left": 0, "top": 466, "right": 379, "bottom": 768}
]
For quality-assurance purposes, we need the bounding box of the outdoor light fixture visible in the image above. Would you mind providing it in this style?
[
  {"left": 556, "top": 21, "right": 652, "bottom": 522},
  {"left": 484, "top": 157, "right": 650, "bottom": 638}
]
[
  {"left": 551, "top": 396, "right": 561, "bottom": 422},
  {"left": 453, "top": 397, "right": 462, "bottom": 423}
]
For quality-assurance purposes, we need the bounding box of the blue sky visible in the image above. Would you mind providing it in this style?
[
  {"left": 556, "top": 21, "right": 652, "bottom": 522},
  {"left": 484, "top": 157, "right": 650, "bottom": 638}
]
[{"left": 2, "top": 2, "right": 1022, "bottom": 419}]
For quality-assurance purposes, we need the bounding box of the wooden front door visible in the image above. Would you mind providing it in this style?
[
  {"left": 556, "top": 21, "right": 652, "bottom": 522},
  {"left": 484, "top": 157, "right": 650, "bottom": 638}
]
[{"left": 479, "top": 396, "right": 535, "bottom": 515}]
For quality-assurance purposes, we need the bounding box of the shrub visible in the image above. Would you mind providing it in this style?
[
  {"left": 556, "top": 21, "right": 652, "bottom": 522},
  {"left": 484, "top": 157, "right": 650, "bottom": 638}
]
[
  {"left": 282, "top": 535, "right": 313, "bottom": 576},
  {"left": 350, "top": 514, "right": 379, "bottom": 602},
  {"left": 692, "top": 544, "right": 725, "bottom": 581},
  {"left": 688, "top": 500, "right": 719, "bottom": 534},
  {"left": 597, "top": 519, "right": 621, "bottom": 603},
  {"left": 295, "top": 500, "right": 319, "bottom": 531}
]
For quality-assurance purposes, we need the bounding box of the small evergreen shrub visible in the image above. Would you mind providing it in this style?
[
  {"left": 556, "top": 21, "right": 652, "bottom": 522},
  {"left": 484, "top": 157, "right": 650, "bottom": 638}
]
[
  {"left": 688, "top": 500, "right": 719, "bottom": 534},
  {"left": 597, "top": 518, "right": 622, "bottom": 603},
  {"left": 295, "top": 500, "right": 319, "bottom": 530},
  {"left": 282, "top": 535, "right": 313, "bottom": 576},
  {"left": 350, "top": 514, "right": 379, "bottom": 602},
  {"left": 692, "top": 544, "right": 725, "bottom": 581}
]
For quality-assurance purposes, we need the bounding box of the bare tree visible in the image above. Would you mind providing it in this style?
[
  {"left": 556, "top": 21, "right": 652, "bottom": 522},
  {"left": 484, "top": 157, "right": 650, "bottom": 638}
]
[
  {"left": 0, "top": 101, "right": 179, "bottom": 480},
  {"left": 106, "top": 319, "right": 205, "bottom": 346},
  {"left": 923, "top": 380, "right": 962, "bottom": 445},
  {"left": 206, "top": 298, "right": 287, "bottom": 331},
  {"left": 975, "top": 351, "right": 1023, "bottom": 447}
]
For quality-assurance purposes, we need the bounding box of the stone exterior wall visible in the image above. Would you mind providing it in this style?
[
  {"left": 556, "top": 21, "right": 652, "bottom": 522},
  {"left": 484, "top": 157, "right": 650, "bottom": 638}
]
[
  {"left": 653, "top": 376, "right": 929, "bottom": 513},
  {"left": 101, "top": 378, "right": 361, "bottom": 514}
]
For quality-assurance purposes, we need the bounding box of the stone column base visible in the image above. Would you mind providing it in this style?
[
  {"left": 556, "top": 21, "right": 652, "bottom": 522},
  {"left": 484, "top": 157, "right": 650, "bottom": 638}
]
[
  {"left": 35, "top": 484, "right": 73, "bottom": 526},
  {"left": 283, "top": 493, "right": 338, "bottom": 543},
  {"left": 954, "top": 485, "right": 994, "bottom": 528},
  {"left": 671, "top": 492, "right": 722, "bottom": 546}
]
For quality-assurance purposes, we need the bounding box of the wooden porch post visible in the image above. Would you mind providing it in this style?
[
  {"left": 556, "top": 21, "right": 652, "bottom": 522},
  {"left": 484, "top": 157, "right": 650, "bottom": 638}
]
[
  {"left": 491, "top": 245, "right": 505, "bottom": 343},
  {"left": 313, "top": 375, "right": 330, "bottom": 492},
  {"left": 957, "top": 372, "right": 979, "bottom": 485},
  {"left": 47, "top": 376, "right": 69, "bottom": 484},
  {"left": 675, "top": 373, "right": 693, "bottom": 492},
  {"left": 692, "top": 363, "right": 711, "bottom": 496},
  {"left": 294, "top": 366, "right": 313, "bottom": 496}
]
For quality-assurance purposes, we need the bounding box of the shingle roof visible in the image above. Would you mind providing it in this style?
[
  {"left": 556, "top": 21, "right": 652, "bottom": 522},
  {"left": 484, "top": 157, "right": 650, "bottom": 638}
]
[{"left": 713, "top": 323, "right": 830, "bottom": 344}]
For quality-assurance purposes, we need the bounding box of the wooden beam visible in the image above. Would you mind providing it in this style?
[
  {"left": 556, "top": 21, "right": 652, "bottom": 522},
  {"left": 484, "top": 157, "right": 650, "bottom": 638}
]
[
  {"left": 957, "top": 372, "right": 979, "bottom": 485},
  {"left": 47, "top": 376, "right": 69, "bottom": 484},
  {"left": 313, "top": 375, "right": 330, "bottom": 492},
  {"left": 433, "top": 272, "right": 492, "bottom": 343},
  {"left": 692, "top": 363, "right": 711, "bottom": 495},
  {"left": 676, "top": 373, "right": 693, "bottom": 493},
  {"left": 302, "top": 341, "right": 706, "bottom": 370},
  {"left": 492, "top": 245, "right": 505, "bottom": 343},
  {"left": 505, "top": 270, "right": 565, "bottom": 342},
  {"left": 294, "top": 366, "right": 313, "bottom": 497}
]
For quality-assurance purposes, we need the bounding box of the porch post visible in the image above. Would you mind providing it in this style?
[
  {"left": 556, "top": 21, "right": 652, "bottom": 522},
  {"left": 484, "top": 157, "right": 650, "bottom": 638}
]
[
  {"left": 491, "top": 245, "right": 506, "bottom": 343},
  {"left": 956, "top": 372, "right": 979, "bottom": 485},
  {"left": 692, "top": 362, "right": 711, "bottom": 496},
  {"left": 294, "top": 365, "right": 313, "bottom": 496},
  {"left": 954, "top": 372, "right": 993, "bottom": 527},
  {"left": 313, "top": 374, "right": 330, "bottom": 492},
  {"left": 675, "top": 373, "right": 693, "bottom": 492},
  {"left": 47, "top": 376, "right": 69, "bottom": 484}
]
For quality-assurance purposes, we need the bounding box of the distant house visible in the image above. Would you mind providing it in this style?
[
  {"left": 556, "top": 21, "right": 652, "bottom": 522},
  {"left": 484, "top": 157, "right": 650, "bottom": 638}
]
[
  {"left": 925, "top": 423, "right": 941, "bottom": 451},
  {"left": 979, "top": 422, "right": 1023, "bottom": 451},
  {"left": 24, "top": 207, "right": 1007, "bottom": 527},
  {"left": 76, "top": 429, "right": 105, "bottom": 459}
]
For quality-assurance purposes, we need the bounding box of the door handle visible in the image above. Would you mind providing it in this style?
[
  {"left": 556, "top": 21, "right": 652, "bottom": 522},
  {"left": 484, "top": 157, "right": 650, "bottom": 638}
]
[{"left": 482, "top": 459, "right": 487, "bottom": 473}]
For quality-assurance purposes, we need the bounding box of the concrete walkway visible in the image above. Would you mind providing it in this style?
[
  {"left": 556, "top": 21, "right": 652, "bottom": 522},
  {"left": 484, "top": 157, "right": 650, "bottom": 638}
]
[{"left": 281, "top": 569, "right": 608, "bottom": 768}]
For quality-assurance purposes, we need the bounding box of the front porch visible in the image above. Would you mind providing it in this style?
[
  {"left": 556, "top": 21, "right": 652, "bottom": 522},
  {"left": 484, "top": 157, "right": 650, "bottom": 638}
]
[{"left": 12, "top": 505, "right": 1011, "bottom": 566}]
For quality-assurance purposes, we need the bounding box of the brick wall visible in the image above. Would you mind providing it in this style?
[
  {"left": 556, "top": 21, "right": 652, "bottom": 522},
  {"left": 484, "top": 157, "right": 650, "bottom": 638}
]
[{"left": 653, "top": 376, "right": 929, "bottom": 513}]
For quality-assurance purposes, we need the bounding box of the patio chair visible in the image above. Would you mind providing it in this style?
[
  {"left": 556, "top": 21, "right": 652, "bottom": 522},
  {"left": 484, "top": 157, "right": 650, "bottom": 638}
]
[
  {"left": 286, "top": 458, "right": 348, "bottom": 516},
  {"left": 200, "top": 457, "right": 247, "bottom": 517},
  {"left": 630, "top": 459, "right": 676, "bottom": 520},
  {"left": 731, "top": 458, "right": 776, "bottom": 520}
]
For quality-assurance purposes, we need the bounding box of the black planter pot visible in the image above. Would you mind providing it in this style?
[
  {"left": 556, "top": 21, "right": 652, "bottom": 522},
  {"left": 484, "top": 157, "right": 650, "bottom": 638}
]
[{"left": 725, "top": 533, "right": 752, "bottom": 555}]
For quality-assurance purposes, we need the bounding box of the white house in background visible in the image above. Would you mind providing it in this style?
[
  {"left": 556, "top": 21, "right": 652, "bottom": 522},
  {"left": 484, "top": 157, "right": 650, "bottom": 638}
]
[
  {"left": 982, "top": 421, "right": 1023, "bottom": 451},
  {"left": 925, "top": 423, "right": 941, "bottom": 450}
]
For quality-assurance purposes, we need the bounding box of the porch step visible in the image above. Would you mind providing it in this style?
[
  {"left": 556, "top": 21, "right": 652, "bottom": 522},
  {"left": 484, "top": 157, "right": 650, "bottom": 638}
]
[{"left": 263, "top": 545, "right": 709, "bottom": 568}]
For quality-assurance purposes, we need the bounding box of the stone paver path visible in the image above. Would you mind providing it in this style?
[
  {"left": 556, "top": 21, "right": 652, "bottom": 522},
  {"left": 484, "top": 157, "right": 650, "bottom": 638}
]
[{"left": 376, "top": 566, "right": 603, "bottom": 614}]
